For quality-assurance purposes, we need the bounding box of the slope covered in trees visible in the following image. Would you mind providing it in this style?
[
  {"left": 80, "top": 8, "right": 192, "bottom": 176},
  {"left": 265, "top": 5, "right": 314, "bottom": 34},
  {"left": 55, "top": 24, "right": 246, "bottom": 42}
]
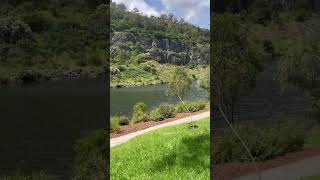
[
  {"left": 0, "top": 0, "right": 108, "bottom": 86},
  {"left": 110, "top": 2, "right": 210, "bottom": 87}
]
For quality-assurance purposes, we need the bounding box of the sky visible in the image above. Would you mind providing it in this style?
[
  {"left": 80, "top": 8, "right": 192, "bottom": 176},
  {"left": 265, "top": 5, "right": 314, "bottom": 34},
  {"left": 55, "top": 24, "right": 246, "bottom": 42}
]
[{"left": 112, "top": 0, "right": 210, "bottom": 29}]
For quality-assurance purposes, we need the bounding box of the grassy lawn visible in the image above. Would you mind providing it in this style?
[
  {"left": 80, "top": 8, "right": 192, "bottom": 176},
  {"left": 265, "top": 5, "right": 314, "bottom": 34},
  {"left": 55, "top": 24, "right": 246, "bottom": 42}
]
[
  {"left": 300, "top": 176, "right": 320, "bottom": 180},
  {"left": 306, "top": 125, "right": 320, "bottom": 147},
  {"left": 110, "top": 118, "right": 210, "bottom": 180}
]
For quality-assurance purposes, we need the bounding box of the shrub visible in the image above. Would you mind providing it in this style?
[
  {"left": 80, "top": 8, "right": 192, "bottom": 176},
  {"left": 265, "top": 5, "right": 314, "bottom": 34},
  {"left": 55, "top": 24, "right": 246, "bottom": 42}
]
[
  {"left": 86, "top": 48, "right": 105, "bottom": 66},
  {"left": 117, "top": 65, "right": 127, "bottom": 72},
  {"left": 110, "top": 116, "right": 120, "bottom": 132},
  {"left": 18, "top": 69, "right": 42, "bottom": 83},
  {"left": 158, "top": 103, "right": 176, "bottom": 118},
  {"left": 118, "top": 116, "right": 130, "bottom": 125},
  {"left": 73, "top": 129, "right": 107, "bottom": 180},
  {"left": 212, "top": 122, "right": 306, "bottom": 163},
  {"left": 150, "top": 108, "right": 164, "bottom": 121},
  {"left": 132, "top": 102, "right": 149, "bottom": 123},
  {"left": 263, "top": 40, "right": 275, "bottom": 55},
  {"left": 22, "top": 10, "right": 55, "bottom": 32},
  {"left": 276, "top": 122, "right": 306, "bottom": 153},
  {"left": 140, "top": 61, "right": 157, "bottom": 73},
  {"left": 133, "top": 102, "right": 147, "bottom": 112},
  {"left": 175, "top": 101, "right": 206, "bottom": 113}
]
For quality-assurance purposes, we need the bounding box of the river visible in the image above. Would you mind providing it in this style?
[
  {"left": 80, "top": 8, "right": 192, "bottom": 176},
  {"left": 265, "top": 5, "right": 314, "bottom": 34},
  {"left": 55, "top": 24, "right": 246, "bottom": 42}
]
[
  {"left": 110, "top": 82, "right": 208, "bottom": 116},
  {"left": 0, "top": 79, "right": 107, "bottom": 179}
]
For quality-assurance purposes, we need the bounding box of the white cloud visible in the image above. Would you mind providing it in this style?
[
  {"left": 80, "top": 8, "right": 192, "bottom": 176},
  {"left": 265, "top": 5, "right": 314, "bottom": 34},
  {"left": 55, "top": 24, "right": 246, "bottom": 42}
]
[
  {"left": 160, "top": 0, "right": 210, "bottom": 28},
  {"left": 113, "top": 0, "right": 210, "bottom": 29},
  {"left": 113, "top": 0, "right": 160, "bottom": 17}
]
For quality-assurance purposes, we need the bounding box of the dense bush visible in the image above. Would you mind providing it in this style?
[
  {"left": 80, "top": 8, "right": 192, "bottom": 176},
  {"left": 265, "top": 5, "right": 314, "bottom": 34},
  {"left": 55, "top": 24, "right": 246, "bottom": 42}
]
[
  {"left": 110, "top": 116, "right": 120, "bottom": 132},
  {"left": 213, "top": 122, "right": 306, "bottom": 163},
  {"left": 132, "top": 102, "right": 149, "bottom": 123},
  {"left": 150, "top": 108, "right": 164, "bottom": 121},
  {"left": 140, "top": 61, "right": 157, "bottom": 74},
  {"left": 175, "top": 101, "right": 207, "bottom": 113},
  {"left": 73, "top": 129, "right": 107, "bottom": 180},
  {"left": 158, "top": 103, "right": 176, "bottom": 118},
  {"left": 118, "top": 116, "right": 130, "bottom": 125},
  {"left": 150, "top": 103, "right": 176, "bottom": 121},
  {"left": 0, "top": 1, "right": 108, "bottom": 85}
]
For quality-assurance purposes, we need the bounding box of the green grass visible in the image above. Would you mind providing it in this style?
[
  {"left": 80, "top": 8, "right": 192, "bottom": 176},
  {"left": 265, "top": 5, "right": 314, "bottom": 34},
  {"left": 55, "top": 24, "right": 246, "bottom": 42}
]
[
  {"left": 300, "top": 176, "right": 320, "bottom": 180},
  {"left": 110, "top": 118, "right": 210, "bottom": 180},
  {"left": 306, "top": 125, "right": 320, "bottom": 147}
]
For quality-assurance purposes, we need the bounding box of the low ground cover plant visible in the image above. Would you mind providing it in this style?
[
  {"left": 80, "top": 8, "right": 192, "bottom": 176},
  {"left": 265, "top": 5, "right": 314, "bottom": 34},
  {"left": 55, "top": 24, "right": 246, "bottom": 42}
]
[
  {"left": 175, "top": 100, "right": 207, "bottom": 113},
  {"left": 213, "top": 121, "right": 306, "bottom": 163},
  {"left": 72, "top": 129, "right": 107, "bottom": 180},
  {"left": 110, "top": 116, "right": 120, "bottom": 132},
  {"left": 131, "top": 102, "right": 149, "bottom": 123}
]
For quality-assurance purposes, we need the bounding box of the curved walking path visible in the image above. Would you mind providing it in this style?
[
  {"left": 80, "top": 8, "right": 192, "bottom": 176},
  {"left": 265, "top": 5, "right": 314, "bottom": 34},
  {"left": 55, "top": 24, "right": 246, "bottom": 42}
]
[
  {"left": 110, "top": 111, "right": 210, "bottom": 148},
  {"left": 236, "top": 155, "right": 320, "bottom": 180}
]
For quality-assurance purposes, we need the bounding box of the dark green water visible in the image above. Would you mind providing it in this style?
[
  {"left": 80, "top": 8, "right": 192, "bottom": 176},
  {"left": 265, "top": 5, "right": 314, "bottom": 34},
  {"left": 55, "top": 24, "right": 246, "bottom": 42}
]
[
  {"left": 0, "top": 79, "right": 107, "bottom": 179},
  {"left": 110, "top": 83, "right": 208, "bottom": 116}
]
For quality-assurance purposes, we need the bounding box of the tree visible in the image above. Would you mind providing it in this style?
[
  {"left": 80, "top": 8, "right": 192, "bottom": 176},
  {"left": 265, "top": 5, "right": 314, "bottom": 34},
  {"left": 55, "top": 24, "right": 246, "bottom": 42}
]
[
  {"left": 0, "top": 17, "right": 33, "bottom": 62},
  {"left": 197, "top": 67, "right": 210, "bottom": 93},
  {"left": 279, "top": 34, "right": 320, "bottom": 121},
  {"left": 166, "top": 67, "right": 192, "bottom": 101},
  {"left": 211, "top": 13, "right": 260, "bottom": 123}
]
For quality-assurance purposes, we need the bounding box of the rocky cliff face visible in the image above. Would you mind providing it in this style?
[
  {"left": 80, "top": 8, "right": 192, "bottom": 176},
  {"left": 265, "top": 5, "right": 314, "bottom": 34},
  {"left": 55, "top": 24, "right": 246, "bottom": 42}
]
[{"left": 111, "top": 32, "right": 209, "bottom": 65}]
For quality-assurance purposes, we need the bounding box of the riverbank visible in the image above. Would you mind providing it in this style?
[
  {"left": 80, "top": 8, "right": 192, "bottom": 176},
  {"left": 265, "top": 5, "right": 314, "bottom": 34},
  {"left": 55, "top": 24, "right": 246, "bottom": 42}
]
[
  {"left": 111, "top": 108, "right": 209, "bottom": 138},
  {"left": 110, "top": 62, "right": 208, "bottom": 88},
  {"left": 0, "top": 65, "right": 105, "bottom": 87},
  {"left": 212, "top": 123, "right": 320, "bottom": 180}
]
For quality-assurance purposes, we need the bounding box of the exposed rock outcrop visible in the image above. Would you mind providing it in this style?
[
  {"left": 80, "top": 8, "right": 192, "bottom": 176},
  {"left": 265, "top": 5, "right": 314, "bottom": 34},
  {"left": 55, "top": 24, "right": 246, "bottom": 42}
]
[{"left": 111, "top": 32, "right": 209, "bottom": 65}]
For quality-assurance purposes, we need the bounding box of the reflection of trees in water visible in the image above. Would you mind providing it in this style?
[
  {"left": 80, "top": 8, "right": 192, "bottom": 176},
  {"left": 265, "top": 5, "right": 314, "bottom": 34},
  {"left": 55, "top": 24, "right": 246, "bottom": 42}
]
[{"left": 229, "top": 61, "right": 310, "bottom": 124}]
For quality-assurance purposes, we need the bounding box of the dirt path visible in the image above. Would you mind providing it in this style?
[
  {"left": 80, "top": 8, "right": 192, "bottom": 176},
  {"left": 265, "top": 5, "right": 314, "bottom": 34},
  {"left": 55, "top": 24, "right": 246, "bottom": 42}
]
[
  {"left": 213, "top": 148, "right": 320, "bottom": 180},
  {"left": 236, "top": 155, "right": 320, "bottom": 180},
  {"left": 110, "top": 111, "right": 209, "bottom": 148}
]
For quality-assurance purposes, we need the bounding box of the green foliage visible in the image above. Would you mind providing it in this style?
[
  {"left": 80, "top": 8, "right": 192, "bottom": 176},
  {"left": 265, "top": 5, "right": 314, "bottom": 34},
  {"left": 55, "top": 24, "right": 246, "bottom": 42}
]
[
  {"left": 0, "top": 17, "right": 31, "bottom": 43},
  {"left": 110, "top": 116, "right": 120, "bottom": 132},
  {"left": 72, "top": 129, "right": 107, "bottom": 180},
  {"left": 213, "top": 122, "right": 306, "bottom": 163},
  {"left": 111, "top": 2, "right": 209, "bottom": 44},
  {"left": 118, "top": 116, "right": 130, "bottom": 125},
  {"left": 197, "top": 67, "right": 210, "bottom": 92},
  {"left": 157, "top": 103, "right": 176, "bottom": 119},
  {"left": 279, "top": 35, "right": 320, "bottom": 121},
  {"left": 22, "top": 10, "right": 55, "bottom": 32},
  {"left": 150, "top": 108, "right": 165, "bottom": 121},
  {"left": 212, "top": 13, "right": 260, "bottom": 122},
  {"left": 263, "top": 40, "right": 275, "bottom": 55},
  {"left": 158, "top": 103, "right": 176, "bottom": 118},
  {"left": 140, "top": 61, "right": 158, "bottom": 74},
  {"left": 166, "top": 67, "right": 192, "bottom": 99},
  {"left": 132, "top": 102, "right": 149, "bottom": 123},
  {"left": 0, "top": 1, "right": 109, "bottom": 85},
  {"left": 175, "top": 101, "right": 207, "bottom": 113}
]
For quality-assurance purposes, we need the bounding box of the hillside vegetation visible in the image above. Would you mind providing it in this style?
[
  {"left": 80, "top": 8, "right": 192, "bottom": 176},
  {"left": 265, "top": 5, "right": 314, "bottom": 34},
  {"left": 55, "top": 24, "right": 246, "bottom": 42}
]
[
  {"left": 0, "top": 0, "right": 108, "bottom": 86},
  {"left": 110, "top": 2, "right": 210, "bottom": 88}
]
